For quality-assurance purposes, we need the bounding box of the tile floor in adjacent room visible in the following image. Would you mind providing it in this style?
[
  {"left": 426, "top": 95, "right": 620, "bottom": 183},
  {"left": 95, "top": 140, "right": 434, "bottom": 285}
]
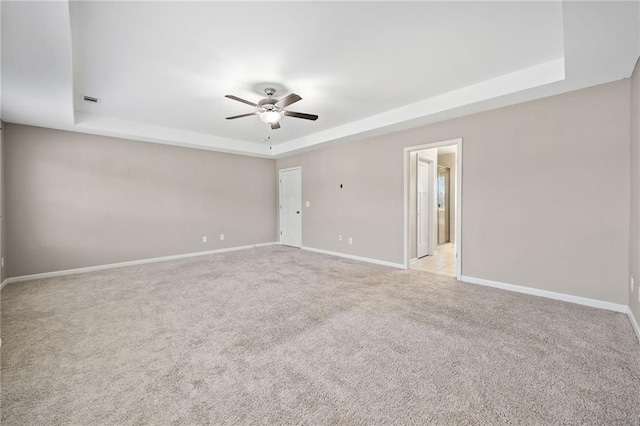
[{"left": 412, "top": 243, "right": 456, "bottom": 276}]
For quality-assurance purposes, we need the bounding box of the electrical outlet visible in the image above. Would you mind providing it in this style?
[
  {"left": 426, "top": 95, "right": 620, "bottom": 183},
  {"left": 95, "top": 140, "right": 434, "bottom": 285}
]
[
  {"left": 306, "top": 201, "right": 311, "bottom": 207},
  {"left": 202, "top": 236, "right": 207, "bottom": 243},
  {"left": 632, "top": 276, "right": 635, "bottom": 292},
  {"left": 338, "top": 235, "right": 342, "bottom": 241},
  {"left": 220, "top": 234, "right": 225, "bottom": 241},
  {"left": 348, "top": 237, "right": 353, "bottom": 245}
]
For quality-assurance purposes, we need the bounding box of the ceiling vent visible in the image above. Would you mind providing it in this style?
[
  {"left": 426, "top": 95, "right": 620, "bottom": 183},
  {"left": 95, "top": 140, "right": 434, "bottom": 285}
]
[{"left": 83, "top": 95, "right": 99, "bottom": 103}]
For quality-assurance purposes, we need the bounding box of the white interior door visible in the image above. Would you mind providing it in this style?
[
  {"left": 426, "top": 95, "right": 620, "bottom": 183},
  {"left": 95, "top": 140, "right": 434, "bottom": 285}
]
[
  {"left": 279, "top": 168, "right": 302, "bottom": 248},
  {"left": 417, "top": 159, "right": 430, "bottom": 258}
]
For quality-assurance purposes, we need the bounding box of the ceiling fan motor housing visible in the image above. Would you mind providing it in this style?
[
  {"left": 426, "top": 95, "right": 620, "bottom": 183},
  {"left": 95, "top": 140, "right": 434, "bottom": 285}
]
[
  {"left": 258, "top": 99, "right": 279, "bottom": 109},
  {"left": 259, "top": 88, "right": 279, "bottom": 111}
]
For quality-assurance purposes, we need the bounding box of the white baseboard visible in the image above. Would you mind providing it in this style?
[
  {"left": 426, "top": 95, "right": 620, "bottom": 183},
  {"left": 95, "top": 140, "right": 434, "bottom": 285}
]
[
  {"left": 460, "top": 275, "right": 627, "bottom": 313},
  {"left": 301, "top": 246, "right": 405, "bottom": 269},
  {"left": 5, "top": 242, "right": 278, "bottom": 285},
  {"left": 627, "top": 307, "right": 640, "bottom": 341},
  {"left": 410, "top": 258, "right": 418, "bottom": 265},
  {"left": 0, "top": 279, "right": 7, "bottom": 291}
]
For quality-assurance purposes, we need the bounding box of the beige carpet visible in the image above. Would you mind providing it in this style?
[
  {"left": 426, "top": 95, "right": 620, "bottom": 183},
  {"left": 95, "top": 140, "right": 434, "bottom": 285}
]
[{"left": 2, "top": 245, "right": 639, "bottom": 425}]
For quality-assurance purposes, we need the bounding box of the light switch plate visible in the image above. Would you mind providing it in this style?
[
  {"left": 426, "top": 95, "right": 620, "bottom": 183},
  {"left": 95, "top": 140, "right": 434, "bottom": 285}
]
[
  {"left": 306, "top": 201, "right": 310, "bottom": 207},
  {"left": 202, "top": 236, "right": 207, "bottom": 243},
  {"left": 220, "top": 234, "right": 225, "bottom": 241}
]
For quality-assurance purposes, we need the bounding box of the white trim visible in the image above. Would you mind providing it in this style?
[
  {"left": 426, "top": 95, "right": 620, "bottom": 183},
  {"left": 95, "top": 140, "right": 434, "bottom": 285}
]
[
  {"left": 5, "top": 242, "right": 278, "bottom": 284},
  {"left": 404, "top": 138, "right": 463, "bottom": 280},
  {"left": 455, "top": 141, "right": 463, "bottom": 279},
  {"left": 461, "top": 275, "right": 627, "bottom": 313},
  {"left": 0, "top": 279, "right": 7, "bottom": 291},
  {"left": 627, "top": 307, "right": 640, "bottom": 341},
  {"left": 410, "top": 258, "right": 418, "bottom": 265},
  {"left": 301, "top": 246, "right": 404, "bottom": 269}
]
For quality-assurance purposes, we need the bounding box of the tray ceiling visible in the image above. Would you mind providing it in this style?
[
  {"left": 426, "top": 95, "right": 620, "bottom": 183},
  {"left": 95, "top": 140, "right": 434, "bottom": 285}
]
[{"left": 2, "top": 1, "right": 638, "bottom": 157}]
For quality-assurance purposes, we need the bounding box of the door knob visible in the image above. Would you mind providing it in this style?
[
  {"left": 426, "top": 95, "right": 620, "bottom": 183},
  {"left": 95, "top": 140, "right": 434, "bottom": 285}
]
[{"left": 296, "top": 211, "right": 300, "bottom": 214}]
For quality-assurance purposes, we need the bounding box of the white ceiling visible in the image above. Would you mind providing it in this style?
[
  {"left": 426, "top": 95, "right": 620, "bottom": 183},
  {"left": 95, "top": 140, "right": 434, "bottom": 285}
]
[{"left": 2, "top": 1, "right": 639, "bottom": 158}]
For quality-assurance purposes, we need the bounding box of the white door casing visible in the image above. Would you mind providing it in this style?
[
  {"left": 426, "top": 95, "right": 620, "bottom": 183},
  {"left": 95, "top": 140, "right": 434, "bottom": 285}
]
[
  {"left": 417, "top": 158, "right": 431, "bottom": 258},
  {"left": 279, "top": 167, "right": 302, "bottom": 248},
  {"left": 403, "top": 138, "right": 462, "bottom": 278}
]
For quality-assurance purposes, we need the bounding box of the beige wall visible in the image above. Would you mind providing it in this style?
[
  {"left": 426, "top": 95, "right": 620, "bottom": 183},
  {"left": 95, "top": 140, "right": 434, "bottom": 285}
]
[
  {"left": 278, "top": 80, "right": 631, "bottom": 305},
  {"left": 437, "top": 152, "right": 456, "bottom": 243},
  {"left": 2, "top": 79, "right": 634, "bottom": 308},
  {"left": 630, "top": 58, "right": 640, "bottom": 322},
  {"left": 277, "top": 136, "right": 404, "bottom": 263},
  {"left": 5, "top": 124, "right": 277, "bottom": 277}
]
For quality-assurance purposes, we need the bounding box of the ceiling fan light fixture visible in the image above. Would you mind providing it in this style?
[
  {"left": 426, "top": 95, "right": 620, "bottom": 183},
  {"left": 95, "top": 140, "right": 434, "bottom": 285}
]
[
  {"left": 225, "top": 88, "right": 317, "bottom": 129},
  {"left": 259, "top": 110, "right": 282, "bottom": 124}
]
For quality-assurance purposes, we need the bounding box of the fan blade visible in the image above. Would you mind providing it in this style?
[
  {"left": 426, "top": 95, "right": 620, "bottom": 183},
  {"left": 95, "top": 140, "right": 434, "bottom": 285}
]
[
  {"left": 271, "top": 122, "right": 281, "bottom": 130},
  {"left": 283, "top": 111, "right": 318, "bottom": 121},
  {"left": 226, "top": 112, "right": 258, "bottom": 120},
  {"left": 276, "top": 93, "right": 302, "bottom": 108},
  {"left": 225, "top": 95, "right": 258, "bottom": 107}
]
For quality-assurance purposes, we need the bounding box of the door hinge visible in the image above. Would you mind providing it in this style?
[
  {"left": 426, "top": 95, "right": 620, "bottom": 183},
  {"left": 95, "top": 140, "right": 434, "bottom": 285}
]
[{"left": 280, "top": 231, "right": 282, "bottom": 235}]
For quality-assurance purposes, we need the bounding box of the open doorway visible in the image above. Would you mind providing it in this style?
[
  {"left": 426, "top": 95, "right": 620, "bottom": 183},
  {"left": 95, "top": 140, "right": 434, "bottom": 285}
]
[{"left": 403, "top": 139, "right": 462, "bottom": 278}]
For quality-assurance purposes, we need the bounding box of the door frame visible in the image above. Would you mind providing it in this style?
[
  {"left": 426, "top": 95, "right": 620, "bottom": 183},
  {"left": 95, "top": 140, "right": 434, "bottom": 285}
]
[
  {"left": 278, "top": 166, "right": 302, "bottom": 247},
  {"left": 417, "top": 157, "right": 435, "bottom": 258},
  {"left": 403, "top": 138, "right": 463, "bottom": 278}
]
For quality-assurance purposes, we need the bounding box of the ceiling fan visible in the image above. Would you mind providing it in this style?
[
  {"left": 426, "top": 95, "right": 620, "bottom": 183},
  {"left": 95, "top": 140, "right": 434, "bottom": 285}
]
[{"left": 225, "top": 88, "right": 318, "bottom": 130}]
